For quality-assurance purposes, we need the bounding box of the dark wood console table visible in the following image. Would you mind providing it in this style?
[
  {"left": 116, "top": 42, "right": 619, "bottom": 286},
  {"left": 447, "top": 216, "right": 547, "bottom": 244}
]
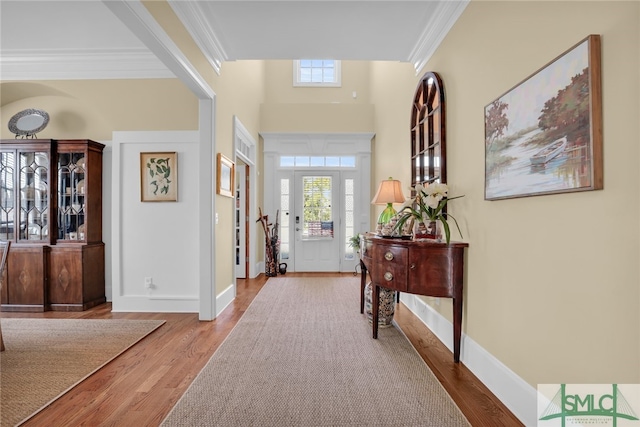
[{"left": 360, "top": 232, "right": 468, "bottom": 362}]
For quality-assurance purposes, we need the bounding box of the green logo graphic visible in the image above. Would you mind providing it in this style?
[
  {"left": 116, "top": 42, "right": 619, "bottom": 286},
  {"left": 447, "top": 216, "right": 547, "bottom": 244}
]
[{"left": 539, "top": 384, "right": 639, "bottom": 427}]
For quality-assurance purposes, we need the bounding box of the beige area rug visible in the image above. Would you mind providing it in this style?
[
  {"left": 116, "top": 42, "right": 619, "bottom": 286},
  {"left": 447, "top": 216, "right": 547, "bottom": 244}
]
[
  {"left": 162, "top": 276, "right": 470, "bottom": 427},
  {"left": 0, "top": 318, "right": 165, "bottom": 426}
]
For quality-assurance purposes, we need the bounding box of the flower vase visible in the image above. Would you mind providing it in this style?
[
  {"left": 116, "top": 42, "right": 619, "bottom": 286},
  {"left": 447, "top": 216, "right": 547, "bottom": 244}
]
[{"left": 413, "top": 219, "right": 442, "bottom": 241}]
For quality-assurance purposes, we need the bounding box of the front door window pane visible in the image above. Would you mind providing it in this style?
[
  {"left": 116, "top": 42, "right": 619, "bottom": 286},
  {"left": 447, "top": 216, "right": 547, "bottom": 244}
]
[{"left": 302, "top": 176, "right": 333, "bottom": 239}]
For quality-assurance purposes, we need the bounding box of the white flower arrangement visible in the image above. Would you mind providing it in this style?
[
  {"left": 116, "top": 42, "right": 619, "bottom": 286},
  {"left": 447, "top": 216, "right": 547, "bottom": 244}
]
[{"left": 393, "top": 183, "right": 464, "bottom": 244}]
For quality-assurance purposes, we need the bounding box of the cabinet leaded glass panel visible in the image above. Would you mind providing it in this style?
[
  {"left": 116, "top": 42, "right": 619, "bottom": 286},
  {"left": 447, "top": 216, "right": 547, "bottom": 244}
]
[
  {"left": 19, "top": 150, "right": 49, "bottom": 241},
  {"left": 57, "top": 152, "right": 86, "bottom": 240}
]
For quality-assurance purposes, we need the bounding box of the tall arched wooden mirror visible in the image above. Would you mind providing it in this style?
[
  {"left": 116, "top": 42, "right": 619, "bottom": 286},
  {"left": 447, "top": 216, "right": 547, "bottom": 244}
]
[{"left": 411, "top": 71, "right": 446, "bottom": 188}]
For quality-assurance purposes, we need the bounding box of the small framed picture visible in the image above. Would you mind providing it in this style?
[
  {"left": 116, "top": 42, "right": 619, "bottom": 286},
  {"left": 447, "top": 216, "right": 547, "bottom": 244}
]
[
  {"left": 140, "top": 152, "right": 178, "bottom": 202},
  {"left": 216, "top": 153, "right": 235, "bottom": 198}
]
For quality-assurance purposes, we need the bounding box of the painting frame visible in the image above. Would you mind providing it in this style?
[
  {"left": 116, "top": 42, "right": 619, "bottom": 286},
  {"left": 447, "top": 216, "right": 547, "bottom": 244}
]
[
  {"left": 484, "top": 34, "right": 602, "bottom": 201},
  {"left": 140, "top": 151, "right": 178, "bottom": 202},
  {"left": 216, "top": 153, "right": 235, "bottom": 198}
]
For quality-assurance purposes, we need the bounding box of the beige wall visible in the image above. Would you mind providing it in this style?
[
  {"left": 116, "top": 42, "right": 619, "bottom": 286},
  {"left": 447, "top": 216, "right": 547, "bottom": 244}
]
[
  {"left": 213, "top": 60, "right": 266, "bottom": 293},
  {"left": 370, "top": 0, "right": 639, "bottom": 387},
  {"left": 260, "top": 60, "right": 375, "bottom": 133},
  {"left": 0, "top": 79, "right": 197, "bottom": 141},
  {"left": 368, "top": 61, "right": 418, "bottom": 220}
]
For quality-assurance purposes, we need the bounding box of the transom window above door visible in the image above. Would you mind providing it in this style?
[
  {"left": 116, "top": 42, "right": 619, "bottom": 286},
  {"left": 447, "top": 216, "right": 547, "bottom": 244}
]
[
  {"left": 279, "top": 155, "right": 355, "bottom": 168},
  {"left": 293, "top": 60, "right": 342, "bottom": 87}
]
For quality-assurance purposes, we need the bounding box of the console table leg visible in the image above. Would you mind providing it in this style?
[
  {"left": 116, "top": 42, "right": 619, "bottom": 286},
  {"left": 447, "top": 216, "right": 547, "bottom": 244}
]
[
  {"left": 360, "top": 260, "right": 366, "bottom": 314},
  {"left": 372, "top": 283, "right": 379, "bottom": 339},
  {"left": 453, "top": 296, "right": 462, "bottom": 362}
]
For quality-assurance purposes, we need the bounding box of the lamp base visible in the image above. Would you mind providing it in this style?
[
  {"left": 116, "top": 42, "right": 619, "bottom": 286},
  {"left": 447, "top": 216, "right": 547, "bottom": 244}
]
[{"left": 377, "top": 203, "right": 397, "bottom": 227}]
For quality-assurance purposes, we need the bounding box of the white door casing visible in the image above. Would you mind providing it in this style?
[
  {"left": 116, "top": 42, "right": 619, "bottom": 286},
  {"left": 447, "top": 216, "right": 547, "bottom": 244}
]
[
  {"left": 261, "top": 133, "right": 373, "bottom": 273},
  {"left": 234, "top": 116, "right": 258, "bottom": 278}
]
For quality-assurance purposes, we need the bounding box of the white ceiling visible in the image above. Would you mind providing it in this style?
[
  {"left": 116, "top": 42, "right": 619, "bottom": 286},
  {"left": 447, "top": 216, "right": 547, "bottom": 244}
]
[{"left": 0, "top": 0, "right": 468, "bottom": 81}]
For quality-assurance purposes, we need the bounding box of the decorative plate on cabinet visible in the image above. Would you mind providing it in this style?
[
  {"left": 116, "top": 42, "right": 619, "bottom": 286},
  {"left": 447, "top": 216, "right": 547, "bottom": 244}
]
[{"left": 8, "top": 109, "right": 49, "bottom": 138}]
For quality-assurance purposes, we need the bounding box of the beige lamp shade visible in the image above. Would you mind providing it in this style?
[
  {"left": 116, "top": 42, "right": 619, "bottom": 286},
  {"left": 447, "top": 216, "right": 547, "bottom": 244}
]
[
  {"left": 372, "top": 178, "right": 405, "bottom": 225},
  {"left": 371, "top": 178, "right": 405, "bottom": 205}
]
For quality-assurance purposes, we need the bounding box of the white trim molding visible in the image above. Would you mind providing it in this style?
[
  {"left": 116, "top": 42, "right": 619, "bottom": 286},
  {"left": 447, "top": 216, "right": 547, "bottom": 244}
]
[
  {"left": 399, "top": 293, "right": 538, "bottom": 427},
  {"left": 261, "top": 132, "right": 373, "bottom": 273},
  {"left": 261, "top": 132, "right": 375, "bottom": 155},
  {"left": 408, "top": 0, "right": 470, "bottom": 74},
  {"left": 234, "top": 116, "right": 259, "bottom": 279},
  {"left": 216, "top": 284, "right": 236, "bottom": 317},
  {"left": 168, "top": 0, "right": 227, "bottom": 75},
  {"left": 111, "top": 130, "right": 201, "bottom": 314},
  {"left": 102, "top": 0, "right": 214, "bottom": 100},
  {"left": 0, "top": 48, "right": 173, "bottom": 81}
]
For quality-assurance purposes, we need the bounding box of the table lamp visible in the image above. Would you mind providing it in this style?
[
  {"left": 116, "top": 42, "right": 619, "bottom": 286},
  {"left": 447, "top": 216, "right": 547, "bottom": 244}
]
[{"left": 371, "top": 177, "right": 405, "bottom": 226}]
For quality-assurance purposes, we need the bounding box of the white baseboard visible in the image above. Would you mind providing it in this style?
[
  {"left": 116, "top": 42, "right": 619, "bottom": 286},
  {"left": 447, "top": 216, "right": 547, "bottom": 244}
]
[
  {"left": 400, "top": 294, "right": 538, "bottom": 426},
  {"left": 256, "top": 261, "right": 264, "bottom": 277},
  {"left": 112, "top": 294, "right": 198, "bottom": 312},
  {"left": 216, "top": 283, "right": 236, "bottom": 317},
  {"left": 112, "top": 282, "right": 237, "bottom": 317}
]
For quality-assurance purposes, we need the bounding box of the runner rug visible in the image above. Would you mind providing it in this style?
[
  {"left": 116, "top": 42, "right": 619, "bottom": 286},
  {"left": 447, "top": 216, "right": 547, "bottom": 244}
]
[
  {"left": 0, "top": 318, "right": 165, "bottom": 426},
  {"left": 161, "top": 276, "right": 469, "bottom": 426}
]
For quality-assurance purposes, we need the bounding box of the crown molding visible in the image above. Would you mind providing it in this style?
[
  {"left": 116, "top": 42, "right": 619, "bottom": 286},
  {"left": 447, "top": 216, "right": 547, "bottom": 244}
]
[
  {"left": 168, "top": 0, "right": 226, "bottom": 75},
  {"left": 0, "top": 48, "right": 173, "bottom": 81},
  {"left": 408, "top": 0, "right": 469, "bottom": 75},
  {"left": 102, "top": 0, "right": 214, "bottom": 99}
]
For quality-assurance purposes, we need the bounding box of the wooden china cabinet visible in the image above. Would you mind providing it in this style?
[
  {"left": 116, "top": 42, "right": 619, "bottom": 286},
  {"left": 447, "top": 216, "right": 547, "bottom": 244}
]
[{"left": 0, "top": 139, "right": 105, "bottom": 312}]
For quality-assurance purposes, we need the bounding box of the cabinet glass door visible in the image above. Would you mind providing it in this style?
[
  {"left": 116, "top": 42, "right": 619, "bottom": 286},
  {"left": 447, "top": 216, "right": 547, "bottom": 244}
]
[
  {"left": 0, "top": 152, "right": 16, "bottom": 240},
  {"left": 18, "top": 151, "right": 49, "bottom": 241},
  {"left": 58, "top": 152, "right": 85, "bottom": 241}
]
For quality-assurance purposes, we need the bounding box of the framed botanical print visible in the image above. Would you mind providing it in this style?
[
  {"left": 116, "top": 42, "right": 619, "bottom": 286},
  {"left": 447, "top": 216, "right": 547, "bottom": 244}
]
[{"left": 140, "top": 152, "right": 178, "bottom": 202}]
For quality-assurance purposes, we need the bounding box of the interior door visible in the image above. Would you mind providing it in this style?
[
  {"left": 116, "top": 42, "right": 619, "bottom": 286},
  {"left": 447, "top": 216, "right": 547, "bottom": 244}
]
[
  {"left": 235, "top": 162, "right": 247, "bottom": 278},
  {"left": 293, "top": 171, "right": 340, "bottom": 272}
]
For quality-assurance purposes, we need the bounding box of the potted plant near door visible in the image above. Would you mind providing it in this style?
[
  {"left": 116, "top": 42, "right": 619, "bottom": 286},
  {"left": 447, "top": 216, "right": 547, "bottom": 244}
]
[{"left": 348, "top": 233, "right": 362, "bottom": 258}]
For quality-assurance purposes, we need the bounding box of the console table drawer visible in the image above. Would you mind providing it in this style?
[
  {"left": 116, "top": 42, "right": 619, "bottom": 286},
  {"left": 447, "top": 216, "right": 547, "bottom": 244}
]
[
  {"left": 361, "top": 238, "right": 374, "bottom": 263},
  {"left": 370, "top": 244, "right": 408, "bottom": 291}
]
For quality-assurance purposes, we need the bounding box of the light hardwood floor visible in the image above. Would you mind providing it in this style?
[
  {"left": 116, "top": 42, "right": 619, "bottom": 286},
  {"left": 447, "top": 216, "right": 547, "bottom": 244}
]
[{"left": 2, "top": 273, "right": 523, "bottom": 426}]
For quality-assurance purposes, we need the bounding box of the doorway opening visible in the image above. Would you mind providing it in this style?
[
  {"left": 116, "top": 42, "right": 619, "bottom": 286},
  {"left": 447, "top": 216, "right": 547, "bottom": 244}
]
[{"left": 261, "top": 133, "right": 373, "bottom": 273}]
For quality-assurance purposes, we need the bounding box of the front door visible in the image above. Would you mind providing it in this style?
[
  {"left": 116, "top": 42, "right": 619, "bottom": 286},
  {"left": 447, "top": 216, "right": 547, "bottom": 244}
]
[{"left": 293, "top": 171, "right": 340, "bottom": 272}]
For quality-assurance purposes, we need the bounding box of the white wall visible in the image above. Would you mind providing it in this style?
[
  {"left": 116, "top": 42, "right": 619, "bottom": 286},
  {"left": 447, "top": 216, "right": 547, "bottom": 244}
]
[{"left": 111, "top": 131, "right": 200, "bottom": 312}]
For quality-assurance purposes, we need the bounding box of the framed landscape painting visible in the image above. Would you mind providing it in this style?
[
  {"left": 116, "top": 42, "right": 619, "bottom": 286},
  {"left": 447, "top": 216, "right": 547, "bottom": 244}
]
[
  {"left": 140, "top": 152, "right": 178, "bottom": 202},
  {"left": 484, "top": 35, "right": 602, "bottom": 200}
]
